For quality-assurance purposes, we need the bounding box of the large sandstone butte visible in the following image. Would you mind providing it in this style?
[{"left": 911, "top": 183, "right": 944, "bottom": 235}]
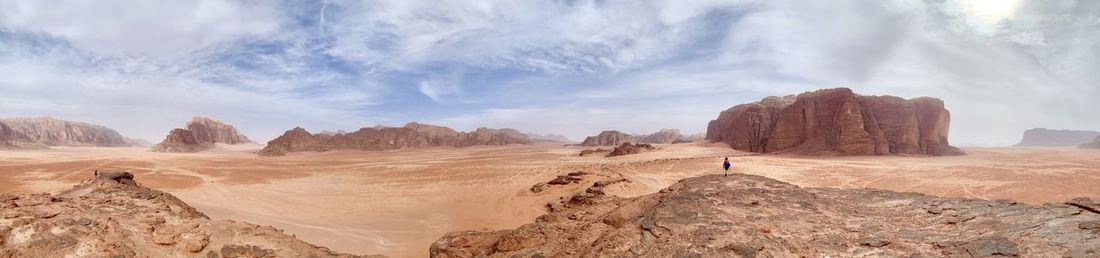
[
  {"left": 705, "top": 88, "right": 963, "bottom": 156},
  {"left": 0, "top": 172, "right": 383, "bottom": 257},
  {"left": 1016, "top": 128, "right": 1100, "bottom": 147},
  {"left": 432, "top": 174, "right": 1100, "bottom": 257},
  {"left": 1080, "top": 136, "right": 1100, "bottom": 149},
  {"left": 259, "top": 122, "right": 533, "bottom": 156},
  {"left": 151, "top": 116, "right": 252, "bottom": 153},
  {"left": 0, "top": 117, "right": 134, "bottom": 147}
]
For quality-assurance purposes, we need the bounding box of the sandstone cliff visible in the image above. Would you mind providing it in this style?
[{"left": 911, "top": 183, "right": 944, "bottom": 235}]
[
  {"left": 1016, "top": 128, "right": 1100, "bottom": 147},
  {"left": 579, "top": 131, "right": 636, "bottom": 146},
  {"left": 705, "top": 88, "right": 962, "bottom": 156},
  {"left": 259, "top": 123, "right": 533, "bottom": 156},
  {"left": 0, "top": 172, "right": 381, "bottom": 257},
  {"left": 0, "top": 117, "right": 133, "bottom": 147},
  {"left": 432, "top": 174, "right": 1100, "bottom": 257},
  {"left": 151, "top": 129, "right": 212, "bottom": 153},
  {"left": 1080, "top": 136, "right": 1100, "bottom": 149},
  {"left": 185, "top": 117, "right": 252, "bottom": 144},
  {"left": 151, "top": 117, "right": 252, "bottom": 153},
  {"left": 0, "top": 122, "right": 44, "bottom": 149}
]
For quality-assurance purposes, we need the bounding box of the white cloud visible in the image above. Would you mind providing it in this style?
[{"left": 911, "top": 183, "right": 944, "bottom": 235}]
[{"left": 0, "top": 0, "right": 283, "bottom": 60}]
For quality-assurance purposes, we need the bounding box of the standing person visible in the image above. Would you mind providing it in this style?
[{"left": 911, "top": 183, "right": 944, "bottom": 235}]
[{"left": 722, "top": 157, "right": 731, "bottom": 176}]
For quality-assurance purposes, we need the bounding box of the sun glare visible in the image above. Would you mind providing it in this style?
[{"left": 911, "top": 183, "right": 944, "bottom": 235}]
[{"left": 963, "top": 0, "right": 1022, "bottom": 23}]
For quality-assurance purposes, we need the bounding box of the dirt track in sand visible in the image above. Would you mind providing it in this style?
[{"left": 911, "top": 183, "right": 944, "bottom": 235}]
[{"left": 1, "top": 144, "right": 1098, "bottom": 257}]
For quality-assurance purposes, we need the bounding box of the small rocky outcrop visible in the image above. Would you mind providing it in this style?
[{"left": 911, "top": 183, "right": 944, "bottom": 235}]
[
  {"left": 0, "top": 117, "right": 135, "bottom": 147},
  {"left": 705, "top": 88, "right": 963, "bottom": 156},
  {"left": 151, "top": 117, "right": 252, "bottom": 153},
  {"left": 432, "top": 174, "right": 1100, "bottom": 257},
  {"left": 578, "top": 149, "right": 609, "bottom": 157},
  {"left": 579, "top": 131, "right": 636, "bottom": 146},
  {"left": 0, "top": 172, "right": 383, "bottom": 257},
  {"left": 606, "top": 143, "right": 656, "bottom": 157},
  {"left": 1080, "top": 136, "right": 1100, "bottom": 149},
  {"left": 259, "top": 123, "right": 533, "bottom": 156},
  {"left": 1015, "top": 128, "right": 1100, "bottom": 147}
]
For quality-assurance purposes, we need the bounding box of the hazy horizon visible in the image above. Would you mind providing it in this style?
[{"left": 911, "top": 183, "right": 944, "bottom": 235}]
[{"left": 2, "top": 0, "right": 1097, "bottom": 146}]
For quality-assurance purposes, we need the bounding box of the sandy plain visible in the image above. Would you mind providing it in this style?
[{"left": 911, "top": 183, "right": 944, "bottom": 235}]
[{"left": 1, "top": 143, "right": 1098, "bottom": 257}]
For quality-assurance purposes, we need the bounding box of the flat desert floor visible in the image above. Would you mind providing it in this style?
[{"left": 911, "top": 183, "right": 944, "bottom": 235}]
[{"left": 2, "top": 144, "right": 1099, "bottom": 257}]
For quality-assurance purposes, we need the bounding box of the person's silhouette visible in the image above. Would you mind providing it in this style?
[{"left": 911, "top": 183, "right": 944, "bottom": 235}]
[{"left": 722, "top": 157, "right": 731, "bottom": 176}]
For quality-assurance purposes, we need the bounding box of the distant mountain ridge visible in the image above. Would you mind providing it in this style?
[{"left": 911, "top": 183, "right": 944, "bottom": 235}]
[
  {"left": 259, "top": 122, "right": 534, "bottom": 156},
  {"left": 0, "top": 117, "right": 135, "bottom": 148},
  {"left": 1015, "top": 128, "right": 1100, "bottom": 147},
  {"left": 579, "top": 129, "right": 701, "bottom": 146}
]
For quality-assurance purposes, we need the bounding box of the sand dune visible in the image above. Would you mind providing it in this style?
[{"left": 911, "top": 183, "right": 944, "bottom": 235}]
[{"left": 2, "top": 144, "right": 1098, "bottom": 257}]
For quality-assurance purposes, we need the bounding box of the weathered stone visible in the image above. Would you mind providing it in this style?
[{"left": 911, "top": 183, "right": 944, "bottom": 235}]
[
  {"left": 432, "top": 174, "right": 1095, "bottom": 257},
  {"left": 606, "top": 143, "right": 656, "bottom": 157},
  {"left": 152, "top": 117, "right": 251, "bottom": 153},
  {"left": 260, "top": 122, "right": 532, "bottom": 156},
  {"left": 580, "top": 131, "right": 636, "bottom": 146},
  {"left": 705, "top": 88, "right": 963, "bottom": 156}
]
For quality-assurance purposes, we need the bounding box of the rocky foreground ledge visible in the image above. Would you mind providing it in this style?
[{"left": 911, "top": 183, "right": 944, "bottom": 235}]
[
  {"left": 432, "top": 174, "right": 1100, "bottom": 257},
  {"left": 0, "top": 172, "right": 383, "bottom": 258}
]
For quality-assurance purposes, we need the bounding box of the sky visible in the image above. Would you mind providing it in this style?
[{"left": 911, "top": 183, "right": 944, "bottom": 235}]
[{"left": 0, "top": 0, "right": 1097, "bottom": 146}]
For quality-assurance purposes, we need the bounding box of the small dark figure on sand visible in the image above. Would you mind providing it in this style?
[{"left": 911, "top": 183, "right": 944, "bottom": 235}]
[{"left": 722, "top": 157, "right": 731, "bottom": 176}]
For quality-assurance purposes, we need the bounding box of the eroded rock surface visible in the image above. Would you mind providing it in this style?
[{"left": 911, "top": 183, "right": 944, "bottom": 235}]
[
  {"left": 259, "top": 123, "right": 533, "bottom": 156},
  {"left": 1016, "top": 128, "right": 1100, "bottom": 147},
  {"left": 606, "top": 143, "right": 656, "bottom": 157},
  {"left": 0, "top": 117, "right": 134, "bottom": 147},
  {"left": 152, "top": 117, "right": 252, "bottom": 153},
  {"left": 0, "top": 172, "right": 383, "bottom": 257},
  {"left": 706, "top": 88, "right": 963, "bottom": 156},
  {"left": 580, "top": 131, "right": 636, "bottom": 146},
  {"left": 151, "top": 128, "right": 212, "bottom": 153},
  {"left": 0, "top": 122, "right": 44, "bottom": 149},
  {"left": 433, "top": 174, "right": 1100, "bottom": 257}
]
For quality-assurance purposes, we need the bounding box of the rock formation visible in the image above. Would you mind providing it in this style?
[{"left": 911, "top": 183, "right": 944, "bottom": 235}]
[
  {"left": 0, "top": 172, "right": 383, "bottom": 257},
  {"left": 705, "top": 88, "right": 963, "bottom": 156},
  {"left": 1016, "top": 128, "right": 1100, "bottom": 147},
  {"left": 151, "top": 117, "right": 252, "bottom": 153},
  {"left": 1080, "top": 136, "right": 1100, "bottom": 149},
  {"left": 0, "top": 117, "right": 134, "bottom": 147},
  {"left": 432, "top": 174, "right": 1100, "bottom": 257},
  {"left": 0, "top": 122, "right": 44, "bottom": 149},
  {"left": 259, "top": 123, "right": 533, "bottom": 156},
  {"left": 185, "top": 117, "right": 252, "bottom": 144},
  {"left": 151, "top": 129, "right": 212, "bottom": 153},
  {"left": 581, "top": 129, "right": 699, "bottom": 146},
  {"left": 526, "top": 133, "right": 573, "bottom": 143},
  {"left": 606, "top": 143, "right": 656, "bottom": 157},
  {"left": 579, "top": 131, "right": 636, "bottom": 146}
]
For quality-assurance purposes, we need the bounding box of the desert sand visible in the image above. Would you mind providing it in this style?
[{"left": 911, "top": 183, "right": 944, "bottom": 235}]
[{"left": 2, "top": 144, "right": 1098, "bottom": 257}]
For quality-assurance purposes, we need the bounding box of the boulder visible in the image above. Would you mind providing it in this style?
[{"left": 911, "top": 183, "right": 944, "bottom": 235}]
[{"left": 705, "top": 88, "right": 962, "bottom": 156}]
